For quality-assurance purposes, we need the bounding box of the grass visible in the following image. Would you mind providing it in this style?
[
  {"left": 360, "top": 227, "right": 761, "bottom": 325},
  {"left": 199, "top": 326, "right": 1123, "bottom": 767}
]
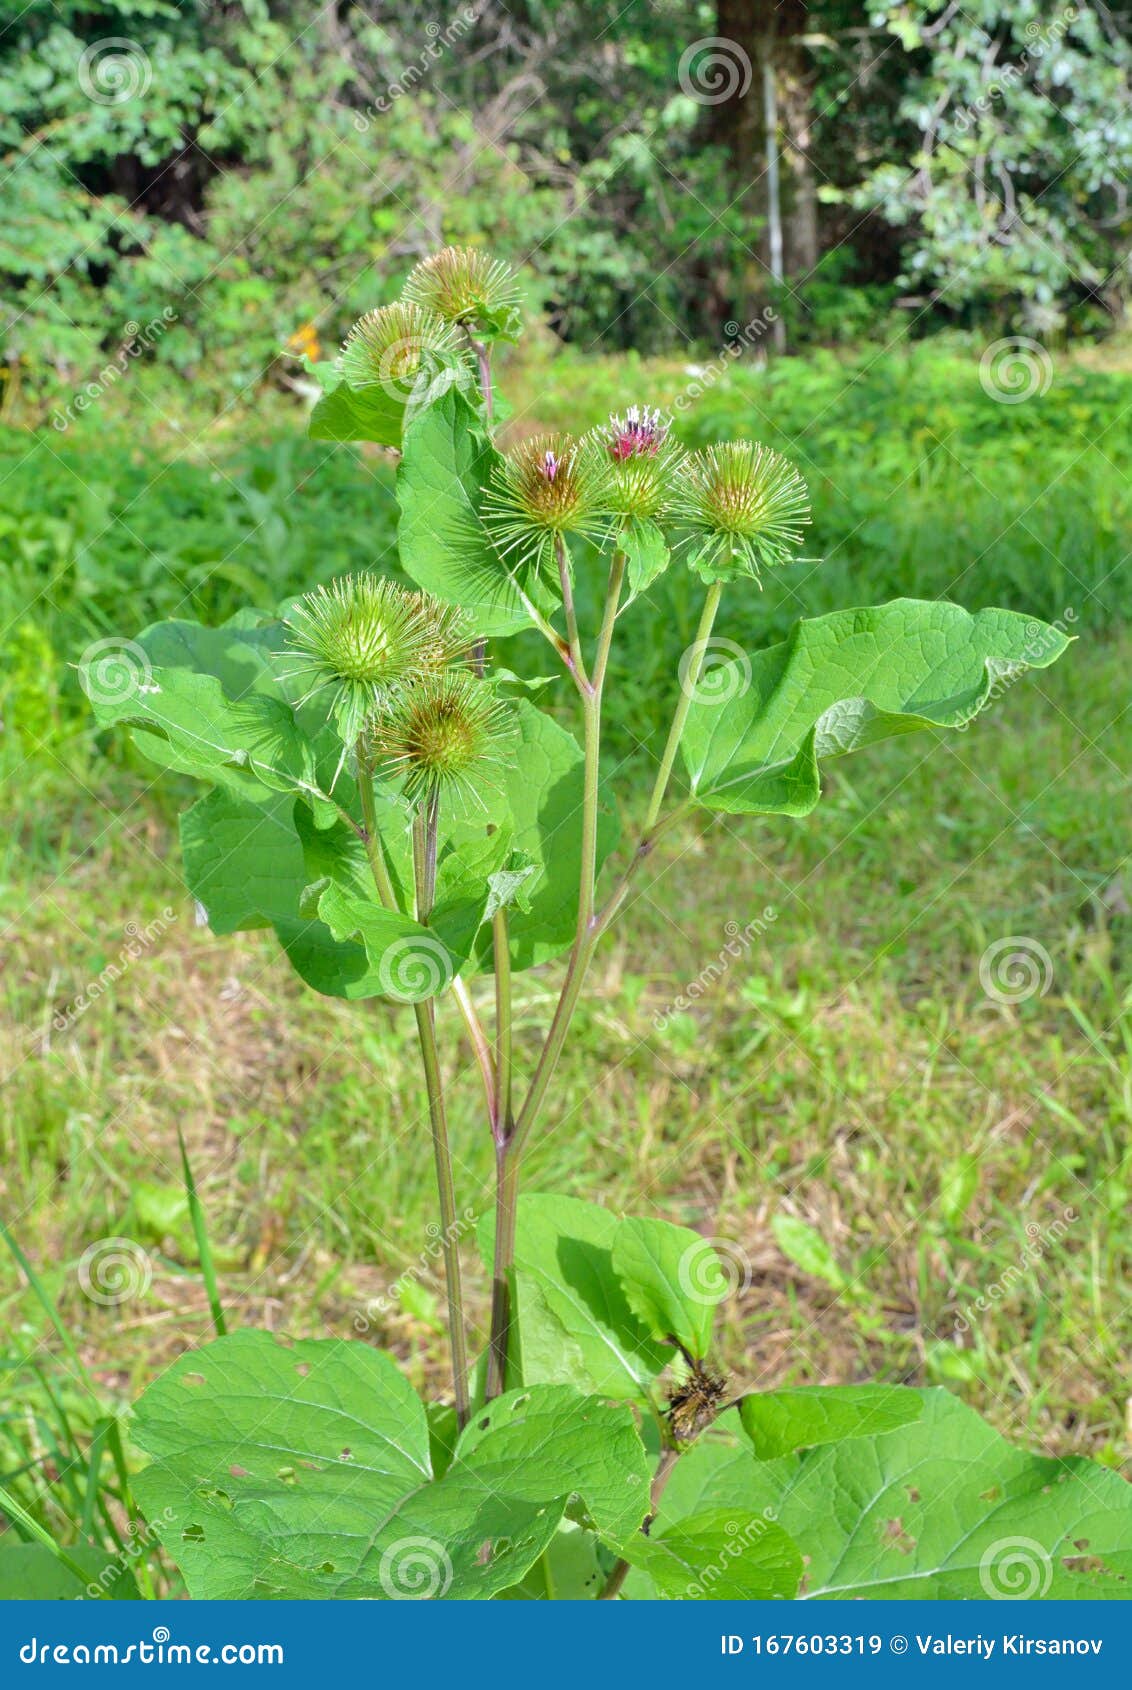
[{"left": 0, "top": 337, "right": 1129, "bottom": 1569}]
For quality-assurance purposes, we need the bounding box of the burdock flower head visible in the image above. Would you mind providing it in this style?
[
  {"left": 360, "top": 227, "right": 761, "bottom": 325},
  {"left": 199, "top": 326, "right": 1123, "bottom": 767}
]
[
  {"left": 589, "top": 405, "right": 685, "bottom": 521},
  {"left": 338, "top": 302, "right": 466, "bottom": 398},
  {"left": 373, "top": 671, "right": 516, "bottom": 807},
  {"left": 483, "top": 433, "right": 611, "bottom": 575},
  {"left": 675, "top": 441, "right": 810, "bottom": 582},
  {"left": 402, "top": 246, "right": 522, "bottom": 342},
  {"left": 283, "top": 575, "right": 467, "bottom": 743}
]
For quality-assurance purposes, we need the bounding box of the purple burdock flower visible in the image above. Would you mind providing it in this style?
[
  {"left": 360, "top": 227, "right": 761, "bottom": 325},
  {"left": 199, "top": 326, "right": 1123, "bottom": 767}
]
[{"left": 607, "top": 405, "right": 669, "bottom": 462}]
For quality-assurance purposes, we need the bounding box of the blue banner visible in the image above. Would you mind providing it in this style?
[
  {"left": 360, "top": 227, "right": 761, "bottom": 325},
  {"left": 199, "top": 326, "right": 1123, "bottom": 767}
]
[{"left": 2, "top": 1601, "right": 1129, "bottom": 1685}]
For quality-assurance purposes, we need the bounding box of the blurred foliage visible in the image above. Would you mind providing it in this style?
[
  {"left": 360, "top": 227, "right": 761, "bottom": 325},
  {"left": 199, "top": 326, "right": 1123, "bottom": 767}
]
[{"left": 1, "top": 1, "right": 1129, "bottom": 412}]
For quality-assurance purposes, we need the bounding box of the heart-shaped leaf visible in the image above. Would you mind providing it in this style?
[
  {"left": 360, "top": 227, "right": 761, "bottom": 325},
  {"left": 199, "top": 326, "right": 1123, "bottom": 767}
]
[{"left": 680, "top": 601, "right": 1072, "bottom": 816}]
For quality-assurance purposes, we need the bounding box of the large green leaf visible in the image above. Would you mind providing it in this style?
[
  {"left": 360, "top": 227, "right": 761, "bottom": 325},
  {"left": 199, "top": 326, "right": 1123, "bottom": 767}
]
[
  {"left": 644, "top": 1391, "right": 1132, "bottom": 1599},
  {"left": 455, "top": 1385, "right": 651, "bottom": 1542},
  {"left": 0, "top": 1543, "right": 139, "bottom": 1600},
  {"left": 87, "top": 663, "right": 332, "bottom": 816},
  {"left": 680, "top": 601, "right": 1071, "bottom": 816},
  {"left": 738, "top": 1385, "right": 923, "bottom": 1460},
  {"left": 480, "top": 1195, "right": 672, "bottom": 1403},
  {"left": 308, "top": 355, "right": 471, "bottom": 449},
  {"left": 610, "top": 1508, "right": 802, "bottom": 1600},
  {"left": 131, "top": 1333, "right": 650, "bottom": 1600},
  {"left": 611, "top": 1217, "right": 724, "bottom": 1362},
  {"left": 467, "top": 701, "right": 621, "bottom": 973},
  {"left": 180, "top": 790, "right": 457, "bottom": 1002},
  {"left": 396, "top": 388, "right": 533, "bottom": 636}
]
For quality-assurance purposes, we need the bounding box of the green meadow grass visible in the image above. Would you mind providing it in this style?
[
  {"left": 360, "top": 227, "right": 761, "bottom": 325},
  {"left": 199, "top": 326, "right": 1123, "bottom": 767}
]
[{"left": 0, "top": 339, "right": 1128, "bottom": 1564}]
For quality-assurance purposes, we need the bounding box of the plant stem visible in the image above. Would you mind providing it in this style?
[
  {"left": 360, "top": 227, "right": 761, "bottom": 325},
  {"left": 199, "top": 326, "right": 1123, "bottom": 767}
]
[
  {"left": 412, "top": 998, "right": 470, "bottom": 1428},
  {"left": 464, "top": 330, "right": 493, "bottom": 423},
  {"left": 643, "top": 579, "right": 723, "bottom": 832},
  {"left": 451, "top": 975, "right": 496, "bottom": 1123},
  {"left": 411, "top": 795, "right": 470, "bottom": 1428},
  {"left": 484, "top": 551, "right": 626, "bottom": 1398},
  {"left": 555, "top": 533, "right": 588, "bottom": 691},
  {"left": 493, "top": 907, "right": 512, "bottom": 1134},
  {"left": 597, "top": 1447, "right": 680, "bottom": 1601},
  {"left": 356, "top": 741, "right": 400, "bottom": 910},
  {"left": 485, "top": 1142, "right": 519, "bottom": 1400},
  {"left": 357, "top": 734, "right": 470, "bottom": 1427}
]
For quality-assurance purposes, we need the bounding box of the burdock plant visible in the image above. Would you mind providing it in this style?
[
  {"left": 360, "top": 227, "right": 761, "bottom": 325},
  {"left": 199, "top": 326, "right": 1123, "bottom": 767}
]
[{"left": 80, "top": 248, "right": 1132, "bottom": 1606}]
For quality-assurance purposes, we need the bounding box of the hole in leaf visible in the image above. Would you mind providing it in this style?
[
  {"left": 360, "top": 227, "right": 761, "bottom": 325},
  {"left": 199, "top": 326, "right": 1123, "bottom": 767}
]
[
  {"left": 183, "top": 1372, "right": 206, "bottom": 1387},
  {"left": 475, "top": 1540, "right": 493, "bottom": 1566},
  {"left": 182, "top": 1524, "right": 205, "bottom": 1543},
  {"left": 1074, "top": 1538, "right": 1091, "bottom": 1551},
  {"left": 229, "top": 1465, "right": 249, "bottom": 1479},
  {"left": 298, "top": 1459, "right": 324, "bottom": 1471},
  {"left": 320, "top": 1562, "right": 336, "bottom": 1575},
  {"left": 905, "top": 1487, "right": 920, "bottom": 1503},
  {"left": 272, "top": 1333, "right": 294, "bottom": 1349},
  {"left": 276, "top": 1467, "right": 297, "bottom": 1485},
  {"left": 979, "top": 1485, "right": 1002, "bottom": 1502},
  {"left": 195, "top": 1486, "right": 232, "bottom": 1510},
  {"left": 340, "top": 1448, "right": 353, "bottom": 1462},
  {"left": 295, "top": 1363, "right": 310, "bottom": 1378}
]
